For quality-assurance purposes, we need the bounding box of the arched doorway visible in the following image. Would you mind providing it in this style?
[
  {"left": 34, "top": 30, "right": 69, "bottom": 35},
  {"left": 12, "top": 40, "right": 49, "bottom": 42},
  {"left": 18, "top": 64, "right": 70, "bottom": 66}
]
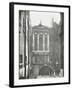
[{"left": 39, "top": 65, "right": 54, "bottom": 76}]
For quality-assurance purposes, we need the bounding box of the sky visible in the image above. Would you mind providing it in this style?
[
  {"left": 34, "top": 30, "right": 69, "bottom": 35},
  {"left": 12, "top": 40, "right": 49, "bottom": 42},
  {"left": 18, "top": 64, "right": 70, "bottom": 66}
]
[{"left": 30, "top": 11, "right": 60, "bottom": 27}]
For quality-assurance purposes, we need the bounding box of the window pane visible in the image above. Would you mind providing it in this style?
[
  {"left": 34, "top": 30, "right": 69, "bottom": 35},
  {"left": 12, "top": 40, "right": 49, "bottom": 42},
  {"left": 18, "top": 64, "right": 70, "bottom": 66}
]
[
  {"left": 35, "top": 34, "right": 37, "bottom": 50},
  {"left": 45, "top": 35, "right": 48, "bottom": 50},
  {"left": 39, "top": 34, "right": 43, "bottom": 50}
]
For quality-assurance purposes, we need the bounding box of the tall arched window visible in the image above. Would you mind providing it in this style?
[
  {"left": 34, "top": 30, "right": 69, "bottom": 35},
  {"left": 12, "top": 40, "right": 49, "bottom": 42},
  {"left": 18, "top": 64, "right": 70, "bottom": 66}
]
[
  {"left": 39, "top": 34, "right": 43, "bottom": 50},
  {"left": 45, "top": 34, "right": 49, "bottom": 51},
  {"left": 45, "top": 34, "right": 48, "bottom": 50},
  {"left": 34, "top": 33, "right": 37, "bottom": 50}
]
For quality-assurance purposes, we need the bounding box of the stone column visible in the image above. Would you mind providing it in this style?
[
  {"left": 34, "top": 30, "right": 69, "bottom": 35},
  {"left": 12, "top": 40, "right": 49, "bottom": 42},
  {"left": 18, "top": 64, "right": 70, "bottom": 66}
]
[
  {"left": 32, "top": 34, "right": 34, "bottom": 50},
  {"left": 43, "top": 34, "right": 45, "bottom": 50},
  {"left": 20, "top": 11, "right": 25, "bottom": 77},
  {"left": 37, "top": 34, "right": 39, "bottom": 50},
  {"left": 47, "top": 34, "right": 49, "bottom": 51},
  {"left": 22, "top": 12, "right": 25, "bottom": 77}
]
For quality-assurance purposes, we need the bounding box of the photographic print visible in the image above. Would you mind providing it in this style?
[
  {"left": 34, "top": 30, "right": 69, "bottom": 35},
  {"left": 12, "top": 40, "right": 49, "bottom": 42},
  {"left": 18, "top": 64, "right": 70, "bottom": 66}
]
[
  {"left": 19, "top": 10, "right": 64, "bottom": 79},
  {"left": 9, "top": 2, "right": 70, "bottom": 87}
]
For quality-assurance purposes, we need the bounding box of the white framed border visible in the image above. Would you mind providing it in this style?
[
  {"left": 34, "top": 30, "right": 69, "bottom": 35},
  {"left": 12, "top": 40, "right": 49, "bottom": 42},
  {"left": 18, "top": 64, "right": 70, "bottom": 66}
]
[{"left": 14, "top": 3, "right": 70, "bottom": 86}]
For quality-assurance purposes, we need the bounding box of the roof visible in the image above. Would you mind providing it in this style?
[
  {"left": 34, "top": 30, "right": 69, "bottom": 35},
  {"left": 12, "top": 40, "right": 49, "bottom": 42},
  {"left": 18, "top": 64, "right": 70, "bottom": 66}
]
[{"left": 32, "top": 23, "right": 51, "bottom": 30}]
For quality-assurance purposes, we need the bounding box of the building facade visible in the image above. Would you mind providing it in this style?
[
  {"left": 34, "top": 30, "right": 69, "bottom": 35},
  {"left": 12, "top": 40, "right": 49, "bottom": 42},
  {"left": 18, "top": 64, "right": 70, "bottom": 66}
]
[
  {"left": 29, "top": 19, "right": 64, "bottom": 78},
  {"left": 19, "top": 11, "right": 64, "bottom": 79}
]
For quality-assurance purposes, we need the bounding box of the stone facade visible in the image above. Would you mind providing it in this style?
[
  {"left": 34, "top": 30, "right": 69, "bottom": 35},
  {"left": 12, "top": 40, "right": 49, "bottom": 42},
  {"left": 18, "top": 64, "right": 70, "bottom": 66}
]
[
  {"left": 19, "top": 11, "right": 64, "bottom": 79},
  {"left": 29, "top": 17, "right": 64, "bottom": 78}
]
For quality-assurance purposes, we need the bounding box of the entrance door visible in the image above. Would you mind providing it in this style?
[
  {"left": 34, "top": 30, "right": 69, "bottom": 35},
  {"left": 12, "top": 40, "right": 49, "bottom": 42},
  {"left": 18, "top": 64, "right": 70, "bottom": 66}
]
[{"left": 39, "top": 66, "right": 54, "bottom": 76}]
